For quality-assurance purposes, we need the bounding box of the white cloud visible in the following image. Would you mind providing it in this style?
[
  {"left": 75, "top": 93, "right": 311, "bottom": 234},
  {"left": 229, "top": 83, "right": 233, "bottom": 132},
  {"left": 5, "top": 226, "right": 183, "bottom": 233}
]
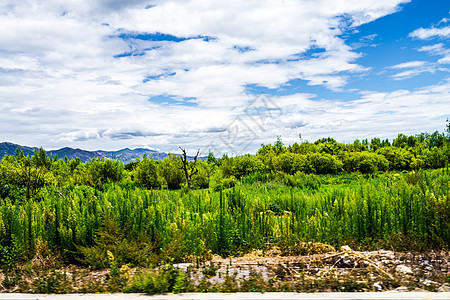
[
  {"left": 389, "top": 61, "right": 427, "bottom": 69},
  {"left": 418, "top": 43, "right": 449, "bottom": 56},
  {"left": 260, "top": 79, "right": 450, "bottom": 145},
  {"left": 409, "top": 26, "right": 450, "bottom": 39},
  {"left": 438, "top": 54, "right": 450, "bottom": 64},
  {"left": 387, "top": 60, "right": 435, "bottom": 80},
  {"left": 1, "top": 0, "right": 433, "bottom": 152}
]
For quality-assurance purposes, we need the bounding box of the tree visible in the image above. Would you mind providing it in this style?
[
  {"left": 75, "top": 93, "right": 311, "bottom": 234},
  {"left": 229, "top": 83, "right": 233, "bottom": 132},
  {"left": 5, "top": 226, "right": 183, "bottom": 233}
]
[
  {"left": 315, "top": 137, "right": 344, "bottom": 155},
  {"left": 393, "top": 133, "right": 408, "bottom": 148},
  {"left": 307, "top": 153, "right": 343, "bottom": 174},
  {"left": 179, "top": 147, "right": 200, "bottom": 190},
  {"left": 218, "top": 154, "right": 234, "bottom": 178},
  {"left": 445, "top": 119, "right": 450, "bottom": 170},
  {"left": 206, "top": 151, "right": 219, "bottom": 166},
  {"left": 342, "top": 152, "right": 388, "bottom": 173},
  {"left": 446, "top": 118, "right": 450, "bottom": 138},
  {"left": 160, "top": 154, "right": 185, "bottom": 190},
  {"left": 0, "top": 148, "right": 51, "bottom": 201},
  {"left": 274, "top": 136, "right": 285, "bottom": 154},
  {"left": 232, "top": 155, "right": 264, "bottom": 179},
  {"left": 190, "top": 161, "right": 211, "bottom": 189},
  {"left": 134, "top": 157, "right": 160, "bottom": 189},
  {"left": 370, "top": 138, "right": 379, "bottom": 151},
  {"left": 86, "top": 158, "right": 124, "bottom": 187},
  {"left": 377, "top": 147, "right": 413, "bottom": 170}
]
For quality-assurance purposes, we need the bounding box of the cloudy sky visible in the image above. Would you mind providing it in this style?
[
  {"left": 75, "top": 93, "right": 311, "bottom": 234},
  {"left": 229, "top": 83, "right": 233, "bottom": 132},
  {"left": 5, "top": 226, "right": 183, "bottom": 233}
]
[{"left": 1, "top": 0, "right": 449, "bottom": 155}]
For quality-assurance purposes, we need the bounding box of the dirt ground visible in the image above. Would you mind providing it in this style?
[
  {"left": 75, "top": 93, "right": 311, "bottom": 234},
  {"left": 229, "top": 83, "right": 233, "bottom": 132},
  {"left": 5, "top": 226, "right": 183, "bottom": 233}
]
[{"left": 0, "top": 245, "right": 449, "bottom": 294}]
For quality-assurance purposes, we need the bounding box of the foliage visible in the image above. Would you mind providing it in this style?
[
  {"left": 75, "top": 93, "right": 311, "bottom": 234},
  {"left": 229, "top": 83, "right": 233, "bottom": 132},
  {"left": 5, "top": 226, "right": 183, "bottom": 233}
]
[
  {"left": 160, "top": 154, "right": 185, "bottom": 189},
  {"left": 134, "top": 157, "right": 161, "bottom": 189},
  {"left": 126, "top": 265, "right": 187, "bottom": 294},
  {"left": 85, "top": 158, "right": 124, "bottom": 187},
  {"left": 0, "top": 148, "right": 52, "bottom": 201},
  {"left": 341, "top": 152, "right": 389, "bottom": 173},
  {"left": 190, "top": 161, "right": 211, "bottom": 189}
]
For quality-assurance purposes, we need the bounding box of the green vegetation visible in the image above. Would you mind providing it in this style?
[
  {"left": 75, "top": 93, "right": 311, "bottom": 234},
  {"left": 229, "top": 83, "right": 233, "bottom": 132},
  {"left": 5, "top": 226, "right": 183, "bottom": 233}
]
[{"left": 0, "top": 125, "right": 449, "bottom": 292}]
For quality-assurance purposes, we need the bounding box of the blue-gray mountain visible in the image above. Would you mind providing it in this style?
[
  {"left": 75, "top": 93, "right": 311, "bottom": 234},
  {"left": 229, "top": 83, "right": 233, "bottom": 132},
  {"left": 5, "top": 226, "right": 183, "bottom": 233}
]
[{"left": 0, "top": 142, "right": 204, "bottom": 163}]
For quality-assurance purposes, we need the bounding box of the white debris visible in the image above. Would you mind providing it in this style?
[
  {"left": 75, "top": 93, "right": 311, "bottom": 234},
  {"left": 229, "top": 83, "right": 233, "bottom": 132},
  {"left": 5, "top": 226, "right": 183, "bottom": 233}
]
[
  {"left": 340, "top": 245, "right": 352, "bottom": 252},
  {"left": 395, "top": 264, "right": 413, "bottom": 274},
  {"left": 423, "top": 279, "right": 438, "bottom": 286},
  {"left": 395, "top": 286, "right": 408, "bottom": 292},
  {"left": 438, "top": 283, "right": 450, "bottom": 292},
  {"left": 341, "top": 253, "right": 352, "bottom": 265},
  {"left": 373, "top": 281, "right": 383, "bottom": 291}
]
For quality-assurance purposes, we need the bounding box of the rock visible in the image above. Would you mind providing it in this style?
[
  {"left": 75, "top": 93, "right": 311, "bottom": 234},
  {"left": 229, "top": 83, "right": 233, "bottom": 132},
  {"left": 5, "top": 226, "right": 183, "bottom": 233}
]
[
  {"left": 395, "top": 264, "right": 413, "bottom": 274},
  {"left": 396, "top": 286, "right": 408, "bottom": 292},
  {"left": 378, "top": 250, "right": 395, "bottom": 259},
  {"left": 340, "top": 245, "right": 352, "bottom": 252},
  {"left": 373, "top": 281, "right": 383, "bottom": 291},
  {"left": 437, "top": 283, "right": 450, "bottom": 292},
  {"left": 340, "top": 253, "right": 352, "bottom": 265},
  {"left": 422, "top": 279, "right": 438, "bottom": 286}
]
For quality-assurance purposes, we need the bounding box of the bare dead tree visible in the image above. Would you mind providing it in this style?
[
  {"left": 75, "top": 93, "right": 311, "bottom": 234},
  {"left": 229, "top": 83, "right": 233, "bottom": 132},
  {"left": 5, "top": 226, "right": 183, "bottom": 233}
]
[{"left": 179, "top": 147, "right": 200, "bottom": 190}]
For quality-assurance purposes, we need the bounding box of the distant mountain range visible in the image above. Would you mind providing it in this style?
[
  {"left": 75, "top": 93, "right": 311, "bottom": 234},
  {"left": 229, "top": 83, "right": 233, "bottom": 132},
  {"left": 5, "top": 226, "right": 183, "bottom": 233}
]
[{"left": 0, "top": 142, "right": 205, "bottom": 164}]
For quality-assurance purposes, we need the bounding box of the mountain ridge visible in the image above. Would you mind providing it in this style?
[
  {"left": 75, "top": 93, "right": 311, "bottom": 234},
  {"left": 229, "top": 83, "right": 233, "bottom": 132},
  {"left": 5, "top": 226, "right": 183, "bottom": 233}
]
[{"left": 0, "top": 142, "right": 204, "bottom": 163}]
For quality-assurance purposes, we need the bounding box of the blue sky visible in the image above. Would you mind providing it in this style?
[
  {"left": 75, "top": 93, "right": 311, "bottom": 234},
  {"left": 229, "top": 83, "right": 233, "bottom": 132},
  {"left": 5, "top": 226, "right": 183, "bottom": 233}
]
[{"left": 0, "top": 0, "right": 449, "bottom": 155}]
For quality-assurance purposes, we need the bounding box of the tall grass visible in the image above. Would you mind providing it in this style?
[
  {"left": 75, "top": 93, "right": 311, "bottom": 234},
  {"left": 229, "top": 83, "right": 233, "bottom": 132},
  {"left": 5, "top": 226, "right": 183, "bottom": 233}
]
[{"left": 0, "top": 169, "right": 448, "bottom": 267}]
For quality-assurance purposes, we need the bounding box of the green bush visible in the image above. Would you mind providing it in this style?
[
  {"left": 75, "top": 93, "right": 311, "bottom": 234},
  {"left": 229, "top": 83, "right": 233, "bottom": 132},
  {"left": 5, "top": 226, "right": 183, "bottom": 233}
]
[
  {"left": 221, "top": 177, "right": 237, "bottom": 189},
  {"left": 32, "top": 269, "right": 73, "bottom": 294},
  {"left": 126, "top": 265, "right": 187, "bottom": 294},
  {"left": 160, "top": 155, "right": 185, "bottom": 190},
  {"left": 191, "top": 161, "right": 210, "bottom": 189},
  {"left": 86, "top": 158, "right": 124, "bottom": 187},
  {"left": 134, "top": 157, "right": 161, "bottom": 189},
  {"left": 231, "top": 155, "right": 264, "bottom": 179},
  {"left": 307, "top": 153, "right": 343, "bottom": 174},
  {"left": 342, "top": 152, "right": 388, "bottom": 173}
]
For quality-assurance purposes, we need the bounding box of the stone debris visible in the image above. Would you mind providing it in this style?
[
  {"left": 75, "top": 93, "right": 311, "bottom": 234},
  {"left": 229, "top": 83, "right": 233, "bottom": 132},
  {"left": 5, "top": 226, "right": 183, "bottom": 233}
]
[
  {"left": 422, "top": 279, "right": 439, "bottom": 286},
  {"left": 437, "top": 283, "right": 450, "bottom": 292},
  {"left": 373, "top": 282, "right": 383, "bottom": 291},
  {"left": 395, "top": 286, "right": 408, "bottom": 292},
  {"left": 395, "top": 264, "right": 413, "bottom": 274},
  {"left": 340, "top": 245, "right": 352, "bottom": 252}
]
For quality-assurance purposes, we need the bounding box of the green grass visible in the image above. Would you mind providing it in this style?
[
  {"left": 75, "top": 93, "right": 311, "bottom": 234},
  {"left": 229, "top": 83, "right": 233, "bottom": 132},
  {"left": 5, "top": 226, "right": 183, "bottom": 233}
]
[{"left": 0, "top": 169, "right": 448, "bottom": 268}]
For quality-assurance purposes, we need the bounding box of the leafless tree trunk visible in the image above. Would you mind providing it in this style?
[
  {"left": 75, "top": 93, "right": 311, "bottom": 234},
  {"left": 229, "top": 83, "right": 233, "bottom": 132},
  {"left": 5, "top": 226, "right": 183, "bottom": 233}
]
[{"left": 179, "top": 147, "right": 199, "bottom": 190}]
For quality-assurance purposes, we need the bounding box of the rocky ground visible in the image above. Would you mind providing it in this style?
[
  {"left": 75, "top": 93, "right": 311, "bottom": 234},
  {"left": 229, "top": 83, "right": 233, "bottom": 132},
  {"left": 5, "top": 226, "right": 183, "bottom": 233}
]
[
  {"left": 178, "top": 246, "right": 449, "bottom": 293},
  {"left": 0, "top": 245, "right": 449, "bottom": 294}
]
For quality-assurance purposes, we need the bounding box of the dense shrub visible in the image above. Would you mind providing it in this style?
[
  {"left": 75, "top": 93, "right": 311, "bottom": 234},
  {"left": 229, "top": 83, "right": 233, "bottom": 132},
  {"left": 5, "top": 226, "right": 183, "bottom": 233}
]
[
  {"left": 377, "top": 147, "right": 413, "bottom": 170},
  {"left": 231, "top": 155, "right": 264, "bottom": 179},
  {"left": 134, "top": 157, "right": 161, "bottom": 189},
  {"left": 86, "top": 158, "right": 124, "bottom": 187},
  {"left": 160, "top": 154, "right": 185, "bottom": 189},
  {"left": 307, "top": 153, "right": 343, "bottom": 174},
  {"left": 191, "top": 161, "right": 210, "bottom": 189},
  {"left": 342, "top": 152, "right": 389, "bottom": 173}
]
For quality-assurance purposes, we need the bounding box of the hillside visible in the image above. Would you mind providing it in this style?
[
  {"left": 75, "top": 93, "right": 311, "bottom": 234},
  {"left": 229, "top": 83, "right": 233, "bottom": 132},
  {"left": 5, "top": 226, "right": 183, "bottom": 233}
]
[{"left": 0, "top": 142, "right": 203, "bottom": 163}]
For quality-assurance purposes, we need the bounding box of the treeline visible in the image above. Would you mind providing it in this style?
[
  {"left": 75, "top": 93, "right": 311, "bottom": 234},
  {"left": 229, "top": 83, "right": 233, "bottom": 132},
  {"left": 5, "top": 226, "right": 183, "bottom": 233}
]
[
  {"left": 0, "top": 129, "right": 449, "bottom": 202},
  {"left": 229, "top": 130, "right": 449, "bottom": 178}
]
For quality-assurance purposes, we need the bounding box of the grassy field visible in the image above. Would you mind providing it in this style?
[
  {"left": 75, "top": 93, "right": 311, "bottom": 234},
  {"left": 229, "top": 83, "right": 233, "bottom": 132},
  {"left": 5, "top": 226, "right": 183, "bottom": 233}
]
[{"left": 0, "top": 168, "right": 448, "bottom": 269}]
